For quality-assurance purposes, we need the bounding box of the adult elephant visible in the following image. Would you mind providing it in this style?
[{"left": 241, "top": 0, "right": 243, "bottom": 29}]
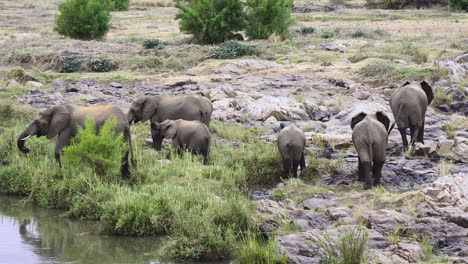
[
  {"left": 127, "top": 95, "right": 213, "bottom": 150},
  {"left": 17, "top": 104, "right": 136, "bottom": 178},
  {"left": 277, "top": 123, "right": 306, "bottom": 178},
  {"left": 351, "top": 111, "right": 390, "bottom": 190},
  {"left": 390, "top": 80, "right": 433, "bottom": 149}
]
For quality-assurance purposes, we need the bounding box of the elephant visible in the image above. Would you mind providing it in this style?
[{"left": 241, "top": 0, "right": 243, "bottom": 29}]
[
  {"left": 389, "top": 80, "right": 433, "bottom": 149},
  {"left": 351, "top": 111, "right": 390, "bottom": 190},
  {"left": 277, "top": 123, "right": 306, "bottom": 178},
  {"left": 151, "top": 119, "right": 211, "bottom": 165},
  {"left": 127, "top": 95, "right": 213, "bottom": 151},
  {"left": 17, "top": 104, "right": 136, "bottom": 178}
]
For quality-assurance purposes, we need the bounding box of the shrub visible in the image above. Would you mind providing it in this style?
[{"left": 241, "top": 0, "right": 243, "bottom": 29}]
[
  {"left": 7, "top": 67, "right": 34, "bottom": 83},
  {"left": 442, "top": 122, "right": 458, "bottom": 139},
  {"left": 449, "top": 0, "right": 468, "bottom": 10},
  {"left": 142, "top": 38, "right": 168, "bottom": 49},
  {"left": 62, "top": 118, "right": 126, "bottom": 179},
  {"left": 111, "top": 0, "right": 130, "bottom": 10},
  {"left": 299, "top": 26, "right": 315, "bottom": 34},
  {"left": 236, "top": 232, "right": 288, "bottom": 264},
  {"left": 319, "top": 225, "right": 369, "bottom": 264},
  {"left": 348, "top": 54, "right": 369, "bottom": 63},
  {"left": 321, "top": 30, "right": 335, "bottom": 39},
  {"left": 55, "top": 0, "right": 111, "bottom": 40},
  {"left": 59, "top": 57, "right": 81, "bottom": 73},
  {"left": 212, "top": 40, "right": 260, "bottom": 59},
  {"left": 432, "top": 88, "right": 453, "bottom": 107},
  {"left": 175, "top": 0, "right": 245, "bottom": 44},
  {"left": 89, "top": 58, "right": 111, "bottom": 72},
  {"left": 402, "top": 43, "right": 428, "bottom": 64},
  {"left": 352, "top": 29, "right": 366, "bottom": 38},
  {"left": 245, "top": 0, "right": 294, "bottom": 40}
]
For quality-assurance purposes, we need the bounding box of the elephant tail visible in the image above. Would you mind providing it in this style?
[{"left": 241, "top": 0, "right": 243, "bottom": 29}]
[
  {"left": 125, "top": 127, "right": 137, "bottom": 167},
  {"left": 388, "top": 104, "right": 405, "bottom": 135}
]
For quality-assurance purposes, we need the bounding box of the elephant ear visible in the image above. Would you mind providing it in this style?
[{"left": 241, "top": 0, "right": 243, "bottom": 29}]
[
  {"left": 164, "top": 121, "right": 177, "bottom": 139},
  {"left": 351, "top": 112, "right": 367, "bottom": 130},
  {"left": 375, "top": 111, "right": 390, "bottom": 131},
  {"left": 420, "top": 80, "right": 434, "bottom": 105},
  {"left": 131, "top": 97, "right": 158, "bottom": 123},
  {"left": 402, "top": 80, "right": 411, "bottom": 87},
  {"left": 46, "top": 105, "right": 70, "bottom": 139}
]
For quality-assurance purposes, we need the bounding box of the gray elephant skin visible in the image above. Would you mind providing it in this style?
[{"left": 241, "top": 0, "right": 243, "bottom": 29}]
[
  {"left": 351, "top": 111, "right": 390, "bottom": 189},
  {"left": 151, "top": 119, "right": 211, "bottom": 165},
  {"left": 390, "top": 80, "right": 433, "bottom": 148},
  {"left": 127, "top": 95, "right": 213, "bottom": 150},
  {"left": 17, "top": 104, "right": 136, "bottom": 178},
  {"left": 277, "top": 123, "right": 306, "bottom": 178}
]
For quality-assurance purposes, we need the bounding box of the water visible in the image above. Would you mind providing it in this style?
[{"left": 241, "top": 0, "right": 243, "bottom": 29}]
[{"left": 0, "top": 196, "right": 227, "bottom": 264}]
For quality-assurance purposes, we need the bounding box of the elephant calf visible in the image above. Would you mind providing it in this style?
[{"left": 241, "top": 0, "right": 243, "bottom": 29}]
[
  {"left": 17, "top": 104, "right": 136, "bottom": 178},
  {"left": 127, "top": 94, "right": 213, "bottom": 150},
  {"left": 390, "top": 80, "right": 433, "bottom": 149},
  {"left": 277, "top": 123, "right": 306, "bottom": 178},
  {"left": 151, "top": 119, "right": 211, "bottom": 165},
  {"left": 351, "top": 111, "right": 390, "bottom": 189}
]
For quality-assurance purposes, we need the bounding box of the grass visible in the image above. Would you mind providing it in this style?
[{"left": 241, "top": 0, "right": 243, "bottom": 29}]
[
  {"left": 421, "top": 236, "right": 434, "bottom": 261},
  {"left": 442, "top": 122, "right": 458, "bottom": 139},
  {"left": 437, "top": 159, "right": 454, "bottom": 177},
  {"left": 432, "top": 88, "right": 453, "bottom": 107},
  {"left": 319, "top": 224, "right": 368, "bottom": 264},
  {"left": 235, "top": 232, "right": 288, "bottom": 264}
]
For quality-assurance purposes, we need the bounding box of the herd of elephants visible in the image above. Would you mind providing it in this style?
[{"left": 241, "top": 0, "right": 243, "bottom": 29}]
[{"left": 16, "top": 79, "right": 433, "bottom": 189}]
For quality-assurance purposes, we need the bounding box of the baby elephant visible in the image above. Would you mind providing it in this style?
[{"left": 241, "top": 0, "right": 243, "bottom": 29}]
[
  {"left": 351, "top": 111, "right": 390, "bottom": 190},
  {"left": 151, "top": 119, "right": 211, "bottom": 164},
  {"left": 277, "top": 123, "right": 306, "bottom": 178}
]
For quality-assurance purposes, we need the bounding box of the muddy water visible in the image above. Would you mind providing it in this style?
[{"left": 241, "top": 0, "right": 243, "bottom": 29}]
[{"left": 0, "top": 196, "right": 227, "bottom": 264}]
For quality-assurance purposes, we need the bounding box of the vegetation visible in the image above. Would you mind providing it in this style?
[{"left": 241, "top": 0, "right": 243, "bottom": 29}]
[
  {"left": 298, "top": 26, "right": 315, "bottom": 34},
  {"left": 235, "top": 232, "right": 288, "bottom": 264},
  {"left": 319, "top": 225, "right": 369, "bottom": 264},
  {"left": 449, "top": 0, "right": 468, "bottom": 10},
  {"left": 245, "top": 0, "right": 294, "bottom": 40},
  {"left": 212, "top": 41, "right": 260, "bottom": 59},
  {"left": 175, "top": 0, "right": 245, "bottom": 44},
  {"left": 59, "top": 57, "right": 82, "bottom": 73},
  {"left": 442, "top": 122, "right": 458, "bottom": 139},
  {"left": 432, "top": 88, "right": 453, "bottom": 107},
  {"left": 89, "top": 58, "right": 112, "bottom": 72},
  {"left": 142, "top": 39, "right": 168, "bottom": 49},
  {"left": 55, "top": 0, "right": 111, "bottom": 40}
]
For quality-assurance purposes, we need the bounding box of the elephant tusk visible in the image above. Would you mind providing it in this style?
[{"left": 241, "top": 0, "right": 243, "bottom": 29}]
[{"left": 20, "top": 135, "right": 32, "bottom": 140}]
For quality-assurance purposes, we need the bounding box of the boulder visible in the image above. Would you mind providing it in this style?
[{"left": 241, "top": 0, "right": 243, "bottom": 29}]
[
  {"left": 246, "top": 96, "right": 309, "bottom": 121},
  {"left": 7, "top": 80, "right": 20, "bottom": 88},
  {"left": 413, "top": 142, "right": 431, "bottom": 156},
  {"left": 25, "top": 81, "right": 43, "bottom": 88},
  {"left": 319, "top": 42, "right": 346, "bottom": 52},
  {"left": 393, "top": 242, "right": 425, "bottom": 263},
  {"left": 362, "top": 210, "right": 412, "bottom": 235},
  {"left": 278, "top": 232, "right": 321, "bottom": 264},
  {"left": 218, "top": 59, "right": 281, "bottom": 75}
]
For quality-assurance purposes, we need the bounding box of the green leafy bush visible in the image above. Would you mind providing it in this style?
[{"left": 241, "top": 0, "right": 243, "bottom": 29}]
[
  {"left": 299, "top": 26, "right": 315, "bottom": 34},
  {"left": 59, "top": 57, "right": 81, "bottom": 73},
  {"left": 449, "top": 0, "right": 468, "bottom": 11},
  {"left": 245, "top": 0, "right": 294, "bottom": 40},
  {"left": 175, "top": 0, "right": 245, "bottom": 44},
  {"left": 55, "top": 0, "right": 111, "bottom": 40},
  {"left": 111, "top": 0, "right": 130, "bottom": 10},
  {"left": 62, "top": 118, "right": 126, "bottom": 179},
  {"left": 212, "top": 40, "right": 260, "bottom": 59},
  {"left": 366, "top": 0, "right": 446, "bottom": 9},
  {"left": 142, "top": 38, "right": 169, "bottom": 49},
  {"left": 321, "top": 30, "right": 335, "bottom": 39},
  {"left": 89, "top": 58, "right": 111, "bottom": 72}
]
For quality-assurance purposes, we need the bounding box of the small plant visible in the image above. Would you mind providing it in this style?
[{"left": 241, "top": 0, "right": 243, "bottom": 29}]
[
  {"left": 142, "top": 38, "right": 169, "bottom": 49},
  {"left": 245, "top": 0, "right": 294, "bottom": 40},
  {"left": 7, "top": 67, "right": 33, "bottom": 83},
  {"left": 273, "top": 188, "right": 285, "bottom": 201},
  {"left": 212, "top": 40, "right": 260, "bottom": 59},
  {"left": 321, "top": 30, "right": 335, "bottom": 39},
  {"left": 402, "top": 42, "right": 428, "bottom": 64},
  {"left": 437, "top": 159, "right": 454, "bottom": 176},
  {"left": 55, "top": 0, "right": 111, "bottom": 40},
  {"left": 175, "top": 0, "right": 245, "bottom": 44},
  {"left": 89, "top": 58, "right": 111, "bottom": 72},
  {"left": 442, "top": 122, "right": 458, "bottom": 139},
  {"left": 348, "top": 54, "right": 369, "bottom": 63},
  {"left": 420, "top": 236, "right": 433, "bottom": 261},
  {"left": 299, "top": 26, "right": 315, "bottom": 34},
  {"left": 319, "top": 224, "right": 369, "bottom": 264},
  {"left": 59, "top": 57, "right": 81, "bottom": 73},
  {"left": 388, "top": 228, "right": 400, "bottom": 244},
  {"left": 111, "top": 0, "right": 130, "bottom": 10},
  {"left": 352, "top": 29, "right": 366, "bottom": 38},
  {"left": 432, "top": 88, "right": 453, "bottom": 107},
  {"left": 236, "top": 232, "right": 288, "bottom": 264},
  {"left": 62, "top": 118, "right": 127, "bottom": 179}
]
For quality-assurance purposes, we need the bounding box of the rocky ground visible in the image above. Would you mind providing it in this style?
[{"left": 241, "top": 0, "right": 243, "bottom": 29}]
[{"left": 1, "top": 0, "right": 467, "bottom": 262}]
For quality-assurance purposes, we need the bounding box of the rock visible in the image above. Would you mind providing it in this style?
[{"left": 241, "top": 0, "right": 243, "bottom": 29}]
[
  {"left": 455, "top": 54, "right": 468, "bottom": 63},
  {"left": 437, "top": 104, "right": 451, "bottom": 112},
  {"left": 221, "top": 85, "right": 237, "bottom": 97},
  {"left": 319, "top": 42, "right": 346, "bottom": 52},
  {"left": 362, "top": 210, "right": 412, "bottom": 235},
  {"left": 262, "top": 116, "right": 278, "bottom": 125},
  {"left": 110, "top": 82, "right": 123, "bottom": 88},
  {"left": 209, "top": 88, "right": 228, "bottom": 101},
  {"left": 7, "top": 80, "right": 20, "bottom": 88},
  {"left": 300, "top": 198, "right": 336, "bottom": 212},
  {"left": 313, "top": 106, "right": 330, "bottom": 122},
  {"left": 218, "top": 59, "right": 281, "bottom": 75},
  {"left": 25, "top": 81, "right": 43, "bottom": 88},
  {"left": 246, "top": 96, "right": 309, "bottom": 121},
  {"left": 291, "top": 2, "right": 336, "bottom": 12},
  {"left": 413, "top": 142, "right": 431, "bottom": 156},
  {"left": 259, "top": 219, "right": 280, "bottom": 239},
  {"left": 354, "top": 91, "right": 370, "bottom": 100},
  {"left": 394, "top": 242, "right": 425, "bottom": 262},
  {"left": 434, "top": 139, "right": 455, "bottom": 156},
  {"left": 451, "top": 102, "right": 465, "bottom": 111},
  {"left": 65, "top": 85, "right": 80, "bottom": 93},
  {"left": 256, "top": 199, "right": 287, "bottom": 217},
  {"left": 449, "top": 212, "right": 468, "bottom": 228},
  {"left": 278, "top": 232, "right": 321, "bottom": 264},
  {"left": 328, "top": 206, "right": 352, "bottom": 220},
  {"left": 437, "top": 60, "right": 467, "bottom": 83}
]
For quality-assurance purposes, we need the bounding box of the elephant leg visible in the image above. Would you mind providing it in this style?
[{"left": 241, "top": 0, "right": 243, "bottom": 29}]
[
  {"left": 55, "top": 131, "right": 71, "bottom": 166},
  {"left": 410, "top": 126, "right": 420, "bottom": 146},
  {"left": 357, "top": 157, "right": 365, "bottom": 182},
  {"left": 372, "top": 160, "right": 384, "bottom": 187},
  {"left": 361, "top": 161, "right": 372, "bottom": 190},
  {"left": 398, "top": 128, "right": 408, "bottom": 149},
  {"left": 120, "top": 151, "right": 131, "bottom": 179},
  {"left": 417, "top": 123, "right": 425, "bottom": 144},
  {"left": 283, "top": 159, "right": 291, "bottom": 178},
  {"left": 300, "top": 153, "right": 306, "bottom": 171},
  {"left": 292, "top": 160, "right": 300, "bottom": 178},
  {"left": 151, "top": 129, "right": 164, "bottom": 151}
]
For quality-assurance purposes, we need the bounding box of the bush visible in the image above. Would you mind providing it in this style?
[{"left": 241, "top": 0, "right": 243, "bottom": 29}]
[
  {"left": 89, "top": 58, "right": 111, "bottom": 72},
  {"left": 236, "top": 232, "right": 288, "bottom": 264},
  {"left": 7, "top": 67, "right": 34, "bottom": 83},
  {"left": 298, "top": 26, "right": 315, "bottom": 34},
  {"left": 59, "top": 57, "right": 81, "bottom": 73},
  {"left": 366, "top": 0, "right": 446, "bottom": 9},
  {"left": 212, "top": 40, "right": 260, "bottom": 59},
  {"left": 432, "top": 88, "right": 453, "bottom": 107},
  {"left": 55, "top": 0, "right": 111, "bottom": 40},
  {"left": 111, "top": 0, "right": 130, "bottom": 10},
  {"left": 402, "top": 43, "right": 428, "bottom": 64},
  {"left": 245, "top": 0, "right": 294, "bottom": 40},
  {"left": 175, "top": 0, "right": 245, "bottom": 44},
  {"left": 62, "top": 118, "right": 126, "bottom": 179},
  {"left": 319, "top": 225, "right": 369, "bottom": 264},
  {"left": 142, "top": 38, "right": 168, "bottom": 49},
  {"left": 442, "top": 122, "right": 458, "bottom": 139},
  {"left": 321, "top": 30, "right": 335, "bottom": 39},
  {"left": 449, "top": 0, "right": 468, "bottom": 10}
]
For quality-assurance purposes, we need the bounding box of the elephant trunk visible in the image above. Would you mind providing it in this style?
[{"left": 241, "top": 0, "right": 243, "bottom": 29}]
[
  {"left": 127, "top": 111, "right": 135, "bottom": 125},
  {"left": 17, "top": 123, "right": 37, "bottom": 154}
]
